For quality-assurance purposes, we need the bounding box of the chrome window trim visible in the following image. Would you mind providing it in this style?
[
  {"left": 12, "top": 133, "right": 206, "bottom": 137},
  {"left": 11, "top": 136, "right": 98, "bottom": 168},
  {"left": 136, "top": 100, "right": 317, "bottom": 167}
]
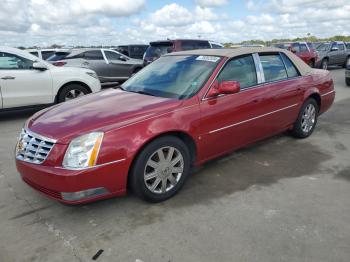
[
  {"left": 252, "top": 53, "right": 265, "bottom": 83},
  {"left": 208, "top": 103, "right": 299, "bottom": 134}
]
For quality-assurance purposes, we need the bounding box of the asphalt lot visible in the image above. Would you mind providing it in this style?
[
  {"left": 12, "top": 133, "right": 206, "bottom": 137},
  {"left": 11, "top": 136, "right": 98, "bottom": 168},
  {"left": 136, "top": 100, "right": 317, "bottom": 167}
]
[{"left": 0, "top": 68, "right": 349, "bottom": 262}]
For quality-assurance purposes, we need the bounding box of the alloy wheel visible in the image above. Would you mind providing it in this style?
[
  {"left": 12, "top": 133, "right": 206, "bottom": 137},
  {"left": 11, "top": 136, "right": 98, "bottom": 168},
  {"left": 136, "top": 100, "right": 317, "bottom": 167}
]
[
  {"left": 144, "top": 146, "right": 184, "bottom": 194},
  {"left": 301, "top": 104, "right": 316, "bottom": 133},
  {"left": 64, "top": 89, "right": 85, "bottom": 101}
]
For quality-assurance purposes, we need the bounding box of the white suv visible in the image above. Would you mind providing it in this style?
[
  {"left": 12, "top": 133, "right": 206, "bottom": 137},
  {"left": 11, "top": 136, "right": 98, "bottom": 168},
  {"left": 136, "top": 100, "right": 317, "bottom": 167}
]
[{"left": 0, "top": 47, "right": 101, "bottom": 110}]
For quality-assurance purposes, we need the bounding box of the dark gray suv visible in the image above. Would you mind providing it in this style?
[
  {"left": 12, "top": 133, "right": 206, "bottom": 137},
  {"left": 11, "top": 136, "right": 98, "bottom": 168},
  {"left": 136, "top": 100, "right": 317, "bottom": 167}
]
[
  {"left": 48, "top": 49, "right": 144, "bottom": 87},
  {"left": 315, "top": 42, "right": 350, "bottom": 70}
]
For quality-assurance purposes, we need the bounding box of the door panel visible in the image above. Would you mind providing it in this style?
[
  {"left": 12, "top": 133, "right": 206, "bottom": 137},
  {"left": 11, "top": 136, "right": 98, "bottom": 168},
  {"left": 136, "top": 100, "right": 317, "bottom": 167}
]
[
  {"left": 103, "top": 50, "right": 132, "bottom": 79},
  {"left": 199, "top": 86, "right": 273, "bottom": 161},
  {"left": 0, "top": 69, "right": 53, "bottom": 108},
  {"left": 0, "top": 52, "right": 52, "bottom": 108}
]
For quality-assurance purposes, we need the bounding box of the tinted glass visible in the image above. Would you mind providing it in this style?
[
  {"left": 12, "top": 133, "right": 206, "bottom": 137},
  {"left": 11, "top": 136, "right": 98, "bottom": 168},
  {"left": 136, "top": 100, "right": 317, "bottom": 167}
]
[
  {"left": 84, "top": 50, "right": 104, "bottom": 60},
  {"left": 145, "top": 43, "right": 173, "bottom": 59},
  {"left": 217, "top": 55, "right": 257, "bottom": 89},
  {"left": 291, "top": 43, "right": 300, "bottom": 52},
  {"left": 196, "top": 41, "right": 211, "bottom": 49},
  {"left": 338, "top": 44, "right": 345, "bottom": 50},
  {"left": 42, "top": 51, "right": 55, "bottom": 60},
  {"left": 47, "top": 52, "right": 71, "bottom": 61},
  {"left": 129, "top": 46, "right": 148, "bottom": 59},
  {"left": 0, "top": 52, "right": 33, "bottom": 70},
  {"left": 29, "top": 51, "right": 39, "bottom": 57},
  {"left": 211, "top": 43, "right": 223, "bottom": 49},
  {"left": 273, "top": 43, "right": 291, "bottom": 50},
  {"left": 104, "top": 51, "right": 122, "bottom": 61},
  {"left": 116, "top": 46, "right": 129, "bottom": 56},
  {"left": 300, "top": 44, "right": 308, "bottom": 52},
  {"left": 122, "top": 55, "right": 221, "bottom": 99},
  {"left": 316, "top": 43, "right": 330, "bottom": 51},
  {"left": 281, "top": 53, "right": 299, "bottom": 78},
  {"left": 260, "top": 54, "right": 288, "bottom": 82}
]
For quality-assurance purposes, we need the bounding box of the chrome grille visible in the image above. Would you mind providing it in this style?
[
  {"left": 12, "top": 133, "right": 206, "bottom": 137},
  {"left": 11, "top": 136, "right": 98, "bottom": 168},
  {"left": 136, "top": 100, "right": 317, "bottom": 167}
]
[{"left": 16, "top": 129, "right": 56, "bottom": 164}]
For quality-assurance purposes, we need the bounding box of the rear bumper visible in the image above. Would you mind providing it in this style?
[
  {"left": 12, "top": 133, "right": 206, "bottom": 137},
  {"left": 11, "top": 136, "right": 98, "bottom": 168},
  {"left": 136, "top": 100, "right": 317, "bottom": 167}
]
[{"left": 16, "top": 158, "right": 130, "bottom": 204}]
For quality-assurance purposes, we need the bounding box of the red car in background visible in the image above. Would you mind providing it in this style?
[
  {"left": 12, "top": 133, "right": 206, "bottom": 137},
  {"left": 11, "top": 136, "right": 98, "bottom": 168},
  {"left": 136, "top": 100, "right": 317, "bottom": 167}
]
[
  {"left": 273, "top": 42, "right": 318, "bottom": 67},
  {"left": 16, "top": 48, "right": 335, "bottom": 204}
]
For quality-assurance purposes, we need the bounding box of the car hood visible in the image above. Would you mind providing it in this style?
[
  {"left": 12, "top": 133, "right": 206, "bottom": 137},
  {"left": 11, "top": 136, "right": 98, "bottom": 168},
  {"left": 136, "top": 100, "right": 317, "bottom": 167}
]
[{"left": 27, "top": 89, "right": 183, "bottom": 144}]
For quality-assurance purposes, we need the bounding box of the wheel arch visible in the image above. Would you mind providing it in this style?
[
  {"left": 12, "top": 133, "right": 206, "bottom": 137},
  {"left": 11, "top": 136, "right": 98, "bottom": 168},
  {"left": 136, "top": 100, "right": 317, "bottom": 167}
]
[
  {"left": 307, "top": 93, "right": 321, "bottom": 111},
  {"left": 55, "top": 81, "right": 92, "bottom": 103},
  {"left": 127, "top": 130, "right": 198, "bottom": 188}
]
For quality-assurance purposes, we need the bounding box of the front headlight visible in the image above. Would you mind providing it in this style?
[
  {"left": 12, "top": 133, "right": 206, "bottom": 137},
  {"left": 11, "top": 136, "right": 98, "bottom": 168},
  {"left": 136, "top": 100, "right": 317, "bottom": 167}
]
[{"left": 62, "top": 132, "right": 104, "bottom": 170}]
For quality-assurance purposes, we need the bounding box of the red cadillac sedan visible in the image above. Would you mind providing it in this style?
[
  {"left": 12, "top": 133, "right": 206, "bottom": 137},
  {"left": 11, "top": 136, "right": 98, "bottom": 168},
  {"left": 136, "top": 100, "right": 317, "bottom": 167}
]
[{"left": 16, "top": 48, "right": 335, "bottom": 204}]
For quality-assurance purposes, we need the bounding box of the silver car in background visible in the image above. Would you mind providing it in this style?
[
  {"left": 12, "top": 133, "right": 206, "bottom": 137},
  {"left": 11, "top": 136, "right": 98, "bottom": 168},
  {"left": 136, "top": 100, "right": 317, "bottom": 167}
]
[{"left": 48, "top": 48, "right": 144, "bottom": 87}]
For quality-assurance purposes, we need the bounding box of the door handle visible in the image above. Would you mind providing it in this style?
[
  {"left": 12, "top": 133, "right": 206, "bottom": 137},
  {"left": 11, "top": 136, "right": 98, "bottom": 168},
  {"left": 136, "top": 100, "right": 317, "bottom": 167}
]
[{"left": 1, "top": 76, "right": 15, "bottom": 80}]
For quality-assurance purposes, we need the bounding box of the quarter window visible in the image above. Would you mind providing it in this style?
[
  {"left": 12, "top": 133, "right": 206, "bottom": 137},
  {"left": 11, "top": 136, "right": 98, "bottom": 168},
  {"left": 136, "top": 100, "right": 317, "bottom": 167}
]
[
  {"left": 281, "top": 53, "right": 300, "bottom": 78},
  {"left": 0, "top": 52, "right": 33, "bottom": 70},
  {"left": 260, "top": 54, "right": 288, "bottom": 82},
  {"left": 217, "top": 55, "right": 257, "bottom": 89}
]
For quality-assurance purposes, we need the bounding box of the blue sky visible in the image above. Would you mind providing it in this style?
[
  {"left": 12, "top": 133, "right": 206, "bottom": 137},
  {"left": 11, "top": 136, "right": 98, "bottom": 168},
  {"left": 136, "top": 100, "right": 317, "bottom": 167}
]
[{"left": 0, "top": 0, "right": 349, "bottom": 47}]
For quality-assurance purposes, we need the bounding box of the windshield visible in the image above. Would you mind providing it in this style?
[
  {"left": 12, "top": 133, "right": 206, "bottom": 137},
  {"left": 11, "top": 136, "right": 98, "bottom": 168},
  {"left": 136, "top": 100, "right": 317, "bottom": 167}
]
[
  {"left": 316, "top": 43, "right": 330, "bottom": 51},
  {"left": 121, "top": 55, "right": 221, "bottom": 99},
  {"left": 144, "top": 43, "right": 173, "bottom": 59}
]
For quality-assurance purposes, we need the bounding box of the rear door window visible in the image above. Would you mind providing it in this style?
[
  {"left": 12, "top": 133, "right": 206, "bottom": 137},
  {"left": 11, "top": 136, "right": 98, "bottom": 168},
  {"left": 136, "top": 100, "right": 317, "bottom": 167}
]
[
  {"left": 104, "top": 50, "right": 122, "bottom": 61},
  {"left": 84, "top": 50, "right": 104, "bottom": 60},
  {"left": 259, "top": 54, "right": 288, "bottom": 82},
  {"left": 217, "top": 55, "right": 257, "bottom": 89}
]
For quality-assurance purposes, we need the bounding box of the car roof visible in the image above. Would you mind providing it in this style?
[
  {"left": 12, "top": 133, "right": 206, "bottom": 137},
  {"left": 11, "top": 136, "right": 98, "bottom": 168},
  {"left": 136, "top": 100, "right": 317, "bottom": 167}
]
[
  {"left": 165, "top": 47, "right": 312, "bottom": 76},
  {"left": 0, "top": 46, "right": 42, "bottom": 61}
]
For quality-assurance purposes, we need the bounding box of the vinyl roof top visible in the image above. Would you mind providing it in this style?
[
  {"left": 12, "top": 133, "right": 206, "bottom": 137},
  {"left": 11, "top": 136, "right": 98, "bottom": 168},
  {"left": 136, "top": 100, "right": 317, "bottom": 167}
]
[{"left": 165, "top": 47, "right": 313, "bottom": 76}]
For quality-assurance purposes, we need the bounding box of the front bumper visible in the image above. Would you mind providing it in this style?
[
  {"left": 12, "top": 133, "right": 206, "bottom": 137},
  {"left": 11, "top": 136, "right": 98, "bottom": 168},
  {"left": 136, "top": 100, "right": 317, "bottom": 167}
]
[{"left": 16, "top": 158, "right": 130, "bottom": 204}]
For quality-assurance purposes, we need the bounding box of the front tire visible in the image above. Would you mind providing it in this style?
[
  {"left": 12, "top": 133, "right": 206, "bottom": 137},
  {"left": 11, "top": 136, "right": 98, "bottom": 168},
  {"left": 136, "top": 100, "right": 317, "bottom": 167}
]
[
  {"left": 291, "top": 98, "right": 319, "bottom": 138},
  {"left": 321, "top": 59, "right": 328, "bottom": 70},
  {"left": 57, "top": 84, "right": 89, "bottom": 103},
  {"left": 130, "top": 136, "right": 191, "bottom": 202}
]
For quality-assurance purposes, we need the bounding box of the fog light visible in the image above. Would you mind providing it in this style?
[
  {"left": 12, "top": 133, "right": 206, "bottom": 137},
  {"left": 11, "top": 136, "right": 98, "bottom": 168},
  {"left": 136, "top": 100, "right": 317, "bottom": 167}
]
[{"left": 61, "top": 187, "right": 109, "bottom": 201}]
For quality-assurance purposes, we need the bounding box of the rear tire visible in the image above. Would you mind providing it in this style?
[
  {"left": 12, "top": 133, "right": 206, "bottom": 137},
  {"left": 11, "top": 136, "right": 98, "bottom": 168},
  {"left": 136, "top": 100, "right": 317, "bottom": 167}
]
[
  {"left": 346, "top": 78, "right": 350, "bottom": 87},
  {"left": 291, "top": 98, "right": 319, "bottom": 139},
  {"left": 130, "top": 136, "right": 191, "bottom": 202},
  {"left": 57, "top": 84, "right": 89, "bottom": 103}
]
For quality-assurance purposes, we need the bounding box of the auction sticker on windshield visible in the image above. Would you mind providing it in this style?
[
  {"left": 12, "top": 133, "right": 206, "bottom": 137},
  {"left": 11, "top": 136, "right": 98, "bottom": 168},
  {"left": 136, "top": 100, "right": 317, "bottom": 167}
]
[{"left": 196, "top": 56, "right": 220, "bottom": 62}]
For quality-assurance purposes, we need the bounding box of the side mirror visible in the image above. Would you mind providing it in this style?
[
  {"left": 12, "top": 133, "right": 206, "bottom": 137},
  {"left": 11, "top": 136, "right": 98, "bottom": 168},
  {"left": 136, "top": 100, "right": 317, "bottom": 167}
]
[
  {"left": 207, "top": 80, "right": 240, "bottom": 97},
  {"left": 32, "top": 61, "right": 48, "bottom": 71},
  {"left": 331, "top": 47, "right": 339, "bottom": 52},
  {"left": 119, "top": 56, "right": 127, "bottom": 61}
]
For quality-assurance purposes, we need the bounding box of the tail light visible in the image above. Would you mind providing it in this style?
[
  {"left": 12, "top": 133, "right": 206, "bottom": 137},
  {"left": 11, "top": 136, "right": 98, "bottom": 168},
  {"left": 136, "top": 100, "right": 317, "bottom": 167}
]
[{"left": 53, "top": 61, "right": 66, "bottom": 66}]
